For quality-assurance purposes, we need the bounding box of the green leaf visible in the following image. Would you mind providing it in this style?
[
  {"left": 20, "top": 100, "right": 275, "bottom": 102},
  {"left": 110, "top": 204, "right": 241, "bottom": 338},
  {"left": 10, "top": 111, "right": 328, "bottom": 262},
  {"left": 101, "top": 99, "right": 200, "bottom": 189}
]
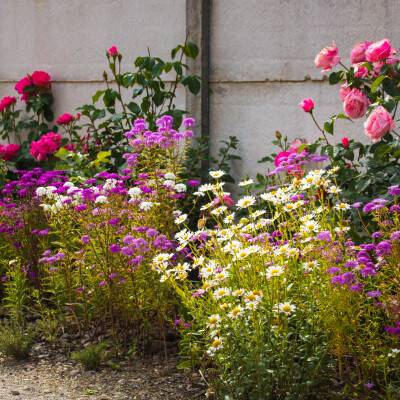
[
  {"left": 171, "top": 45, "right": 182, "bottom": 60},
  {"left": 54, "top": 147, "right": 70, "bottom": 160},
  {"left": 328, "top": 71, "right": 343, "bottom": 85},
  {"left": 323, "top": 120, "right": 334, "bottom": 135},
  {"left": 127, "top": 102, "right": 141, "bottom": 114},
  {"left": 96, "top": 151, "right": 111, "bottom": 163},
  {"left": 370, "top": 75, "right": 386, "bottom": 93},
  {"left": 181, "top": 76, "right": 201, "bottom": 94},
  {"left": 183, "top": 42, "right": 199, "bottom": 59},
  {"left": 92, "top": 90, "right": 105, "bottom": 104}
]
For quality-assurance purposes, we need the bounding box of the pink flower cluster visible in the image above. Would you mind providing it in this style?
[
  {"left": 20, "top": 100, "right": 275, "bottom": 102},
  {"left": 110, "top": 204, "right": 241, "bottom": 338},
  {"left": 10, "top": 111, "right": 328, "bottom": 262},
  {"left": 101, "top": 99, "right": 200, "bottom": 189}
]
[
  {"left": 56, "top": 112, "right": 80, "bottom": 125},
  {"left": 0, "top": 96, "right": 16, "bottom": 112},
  {"left": 15, "top": 70, "right": 51, "bottom": 102},
  {"left": 0, "top": 143, "right": 20, "bottom": 161},
  {"left": 312, "top": 38, "right": 398, "bottom": 142},
  {"left": 29, "top": 132, "right": 62, "bottom": 161}
]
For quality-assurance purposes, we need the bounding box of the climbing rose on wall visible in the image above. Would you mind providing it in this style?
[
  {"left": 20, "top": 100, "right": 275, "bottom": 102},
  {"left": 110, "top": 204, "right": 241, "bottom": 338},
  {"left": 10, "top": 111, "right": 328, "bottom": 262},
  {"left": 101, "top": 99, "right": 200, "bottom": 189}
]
[
  {"left": 350, "top": 41, "right": 372, "bottom": 64},
  {"left": 107, "top": 46, "right": 119, "bottom": 57},
  {"left": 365, "top": 38, "right": 392, "bottom": 62},
  {"left": 342, "top": 88, "right": 370, "bottom": 119},
  {"left": 299, "top": 98, "right": 314, "bottom": 113},
  {"left": 0, "top": 96, "right": 16, "bottom": 112},
  {"left": 31, "top": 70, "right": 51, "bottom": 87},
  {"left": 364, "top": 106, "right": 395, "bottom": 143},
  {"left": 314, "top": 42, "right": 340, "bottom": 72},
  {"left": 0, "top": 144, "right": 20, "bottom": 161},
  {"left": 56, "top": 113, "right": 75, "bottom": 125},
  {"left": 29, "top": 132, "right": 62, "bottom": 161}
]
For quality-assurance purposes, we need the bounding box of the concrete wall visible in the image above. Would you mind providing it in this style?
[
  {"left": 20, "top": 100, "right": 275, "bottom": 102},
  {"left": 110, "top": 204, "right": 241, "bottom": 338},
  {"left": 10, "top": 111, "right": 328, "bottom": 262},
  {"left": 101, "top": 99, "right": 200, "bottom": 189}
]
[
  {"left": 0, "top": 0, "right": 186, "bottom": 116},
  {"left": 1, "top": 0, "right": 400, "bottom": 178}
]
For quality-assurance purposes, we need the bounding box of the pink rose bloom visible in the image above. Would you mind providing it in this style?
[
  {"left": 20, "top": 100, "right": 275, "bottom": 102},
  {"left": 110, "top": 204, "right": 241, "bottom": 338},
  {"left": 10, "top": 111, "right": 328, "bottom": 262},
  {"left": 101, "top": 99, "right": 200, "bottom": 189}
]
[
  {"left": 56, "top": 113, "right": 75, "bottom": 125},
  {"left": 339, "top": 83, "right": 351, "bottom": 101},
  {"left": 350, "top": 41, "right": 372, "bottom": 64},
  {"left": 343, "top": 88, "right": 370, "bottom": 119},
  {"left": 31, "top": 70, "right": 51, "bottom": 87},
  {"left": 107, "top": 46, "right": 119, "bottom": 57},
  {"left": 314, "top": 42, "right": 340, "bottom": 72},
  {"left": 0, "top": 143, "right": 20, "bottom": 161},
  {"left": 299, "top": 98, "right": 314, "bottom": 112},
  {"left": 0, "top": 96, "right": 16, "bottom": 112},
  {"left": 353, "top": 64, "right": 369, "bottom": 78},
  {"left": 15, "top": 76, "right": 32, "bottom": 97},
  {"left": 365, "top": 39, "right": 392, "bottom": 62},
  {"left": 364, "top": 106, "right": 395, "bottom": 143},
  {"left": 341, "top": 137, "right": 350, "bottom": 148},
  {"left": 30, "top": 131, "right": 62, "bottom": 161},
  {"left": 288, "top": 138, "right": 303, "bottom": 152}
]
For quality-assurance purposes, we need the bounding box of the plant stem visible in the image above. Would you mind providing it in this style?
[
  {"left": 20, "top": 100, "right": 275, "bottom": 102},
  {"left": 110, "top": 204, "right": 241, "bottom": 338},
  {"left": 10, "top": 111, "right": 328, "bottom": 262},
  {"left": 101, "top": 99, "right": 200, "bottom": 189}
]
[{"left": 310, "top": 112, "right": 330, "bottom": 145}]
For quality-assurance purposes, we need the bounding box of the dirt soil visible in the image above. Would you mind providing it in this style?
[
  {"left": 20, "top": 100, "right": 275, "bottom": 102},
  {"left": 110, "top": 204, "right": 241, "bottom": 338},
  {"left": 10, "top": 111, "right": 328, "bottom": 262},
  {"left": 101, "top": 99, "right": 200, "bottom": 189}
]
[{"left": 0, "top": 346, "right": 206, "bottom": 400}]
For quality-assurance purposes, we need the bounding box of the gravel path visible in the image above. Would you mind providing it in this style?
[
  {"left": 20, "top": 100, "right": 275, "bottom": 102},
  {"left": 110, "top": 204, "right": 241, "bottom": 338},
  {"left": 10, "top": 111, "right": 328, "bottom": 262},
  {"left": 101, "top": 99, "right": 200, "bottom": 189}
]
[{"left": 0, "top": 355, "right": 205, "bottom": 400}]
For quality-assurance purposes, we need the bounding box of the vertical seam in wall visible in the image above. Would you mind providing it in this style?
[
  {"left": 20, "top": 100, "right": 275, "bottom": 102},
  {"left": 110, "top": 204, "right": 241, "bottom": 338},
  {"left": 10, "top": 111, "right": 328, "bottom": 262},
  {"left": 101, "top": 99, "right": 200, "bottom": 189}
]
[{"left": 201, "top": 0, "right": 211, "bottom": 173}]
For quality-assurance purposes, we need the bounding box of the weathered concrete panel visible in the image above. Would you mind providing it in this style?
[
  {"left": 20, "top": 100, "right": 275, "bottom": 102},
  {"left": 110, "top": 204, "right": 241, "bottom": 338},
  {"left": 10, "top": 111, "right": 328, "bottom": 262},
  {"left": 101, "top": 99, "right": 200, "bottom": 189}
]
[
  {"left": 0, "top": 82, "right": 185, "bottom": 127},
  {"left": 0, "top": 0, "right": 186, "bottom": 81},
  {"left": 210, "top": 81, "right": 365, "bottom": 178},
  {"left": 211, "top": 0, "right": 400, "bottom": 81}
]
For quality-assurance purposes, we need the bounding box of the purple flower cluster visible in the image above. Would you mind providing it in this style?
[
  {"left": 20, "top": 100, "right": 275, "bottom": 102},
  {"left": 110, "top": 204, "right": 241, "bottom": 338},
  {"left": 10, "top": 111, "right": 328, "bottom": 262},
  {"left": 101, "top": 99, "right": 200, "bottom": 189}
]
[
  {"left": 124, "top": 116, "right": 194, "bottom": 149},
  {"left": 269, "top": 150, "right": 329, "bottom": 176},
  {"left": 39, "top": 250, "right": 65, "bottom": 265}
]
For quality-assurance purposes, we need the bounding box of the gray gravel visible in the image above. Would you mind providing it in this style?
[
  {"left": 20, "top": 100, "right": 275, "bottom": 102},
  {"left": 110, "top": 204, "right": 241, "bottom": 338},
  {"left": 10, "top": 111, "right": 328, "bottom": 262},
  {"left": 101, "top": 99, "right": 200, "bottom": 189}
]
[{"left": 0, "top": 355, "right": 205, "bottom": 400}]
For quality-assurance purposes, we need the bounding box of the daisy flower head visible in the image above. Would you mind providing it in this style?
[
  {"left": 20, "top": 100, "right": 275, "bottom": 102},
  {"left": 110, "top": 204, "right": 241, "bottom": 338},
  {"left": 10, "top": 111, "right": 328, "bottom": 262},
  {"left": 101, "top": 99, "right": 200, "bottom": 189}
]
[
  {"left": 335, "top": 202, "right": 351, "bottom": 211},
  {"left": 228, "top": 305, "right": 244, "bottom": 319},
  {"left": 213, "top": 287, "right": 231, "bottom": 299},
  {"left": 237, "top": 196, "right": 256, "bottom": 209},
  {"left": 274, "top": 302, "right": 296, "bottom": 315},
  {"left": 174, "top": 214, "right": 188, "bottom": 225},
  {"left": 265, "top": 265, "right": 285, "bottom": 279},
  {"left": 238, "top": 179, "right": 254, "bottom": 187},
  {"left": 209, "top": 170, "right": 225, "bottom": 179},
  {"left": 207, "top": 314, "right": 221, "bottom": 329},
  {"left": 207, "top": 336, "right": 223, "bottom": 355}
]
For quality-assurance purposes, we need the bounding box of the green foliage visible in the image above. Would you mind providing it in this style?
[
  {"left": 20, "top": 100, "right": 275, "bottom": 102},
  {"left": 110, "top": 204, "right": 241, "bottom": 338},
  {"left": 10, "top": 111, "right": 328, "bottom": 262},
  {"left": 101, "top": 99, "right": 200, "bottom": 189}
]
[
  {"left": 71, "top": 342, "right": 108, "bottom": 371},
  {"left": 0, "top": 323, "right": 34, "bottom": 359},
  {"left": 76, "top": 41, "right": 201, "bottom": 170},
  {"left": 3, "top": 263, "right": 28, "bottom": 326}
]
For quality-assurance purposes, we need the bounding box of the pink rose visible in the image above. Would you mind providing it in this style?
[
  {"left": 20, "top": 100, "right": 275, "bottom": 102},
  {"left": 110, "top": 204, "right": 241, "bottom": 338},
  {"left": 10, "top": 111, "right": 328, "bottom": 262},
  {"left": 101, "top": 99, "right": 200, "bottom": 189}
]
[
  {"left": 299, "top": 98, "right": 314, "bottom": 113},
  {"left": 56, "top": 113, "right": 75, "bottom": 125},
  {"left": 339, "top": 83, "right": 351, "bottom": 101},
  {"left": 350, "top": 41, "right": 372, "bottom": 64},
  {"left": 31, "top": 70, "right": 51, "bottom": 87},
  {"left": 30, "top": 132, "right": 62, "bottom": 161},
  {"left": 365, "top": 39, "right": 392, "bottom": 62},
  {"left": 15, "top": 76, "right": 32, "bottom": 97},
  {"left": 364, "top": 106, "right": 395, "bottom": 143},
  {"left": 0, "top": 143, "right": 20, "bottom": 161},
  {"left": 314, "top": 42, "right": 340, "bottom": 72},
  {"left": 107, "top": 46, "right": 119, "bottom": 57},
  {"left": 341, "top": 137, "right": 350, "bottom": 149},
  {"left": 288, "top": 138, "right": 303, "bottom": 152},
  {"left": 0, "top": 96, "right": 16, "bottom": 112},
  {"left": 353, "top": 64, "right": 369, "bottom": 78},
  {"left": 343, "top": 88, "right": 370, "bottom": 119}
]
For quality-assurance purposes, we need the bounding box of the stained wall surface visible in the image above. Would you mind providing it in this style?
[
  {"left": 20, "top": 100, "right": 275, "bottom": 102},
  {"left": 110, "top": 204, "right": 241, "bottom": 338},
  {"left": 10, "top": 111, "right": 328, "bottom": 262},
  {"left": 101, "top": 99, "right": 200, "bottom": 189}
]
[{"left": 1, "top": 0, "right": 399, "bottom": 178}]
